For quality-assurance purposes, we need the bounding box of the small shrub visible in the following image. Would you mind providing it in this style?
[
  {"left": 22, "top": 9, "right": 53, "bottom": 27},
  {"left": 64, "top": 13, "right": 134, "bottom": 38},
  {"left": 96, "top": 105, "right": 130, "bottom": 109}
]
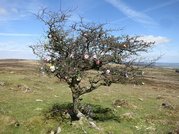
[{"left": 175, "top": 69, "right": 179, "bottom": 73}]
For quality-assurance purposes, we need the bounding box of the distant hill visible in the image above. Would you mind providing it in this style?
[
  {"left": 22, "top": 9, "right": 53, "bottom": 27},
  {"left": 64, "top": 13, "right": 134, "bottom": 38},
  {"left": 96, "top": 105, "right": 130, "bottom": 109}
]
[{"left": 154, "top": 62, "right": 179, "bottom": 69}]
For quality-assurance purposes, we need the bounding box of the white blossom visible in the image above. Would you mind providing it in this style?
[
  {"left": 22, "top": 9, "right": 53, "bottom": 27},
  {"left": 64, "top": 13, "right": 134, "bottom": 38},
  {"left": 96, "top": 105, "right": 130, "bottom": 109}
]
[
  {"left": 77, "top": 77, "right": 81, "bottom": 81},
  {"left": 44, "top": 57, "right": 51, "bottom": 62},
  {"left": 123, "top": 44, "right": 127, "bottom": 48},
  {"left": 50, "top": 65, "right": 55, "bottom": 72},
  {"left": 96, "top": 60, "right": 100, "bottom": 65},
  {"left": 93, "top": 54, "right": 97, "bottom": 59},
  {"left": 48, "top": 34, "right": 52, "bottom": 38},
  {"left": 100, "top": 52, "right": 105, "bottom": 56},
  {"left": 84, "top": 33, "right": 88, "bottom": 36},
  {"left": 84, "top": 54, "right": 89, "bottom": 59},
  {"left": 125, "top": 72, "right": 129, "bottom": 78},
  {"left": 70, "top": 53, "right": 74, "bottom": 58},
  {"left": 106, "top": 69, "right": 110, "bottom": 74}
]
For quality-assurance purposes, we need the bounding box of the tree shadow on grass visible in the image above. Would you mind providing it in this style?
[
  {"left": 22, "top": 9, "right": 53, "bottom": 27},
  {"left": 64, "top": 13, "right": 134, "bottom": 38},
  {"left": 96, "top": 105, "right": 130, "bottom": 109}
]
[{"left": 44, "top": 103, "right": 120, "bottom": 123}]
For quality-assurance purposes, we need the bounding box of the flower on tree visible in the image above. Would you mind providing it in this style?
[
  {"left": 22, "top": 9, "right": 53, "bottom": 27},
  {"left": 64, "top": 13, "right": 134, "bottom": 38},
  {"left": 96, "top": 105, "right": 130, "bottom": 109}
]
[
  {"left": 84, "top": 54, "right": 89, "bottom": 59},
  {"left": 95, "top": 60, "right": 101, "bottom": 65},
  {"left": 44, "top": 57, "right": 51, "bottom": 63},
  {"left": 123, "top": 44, "right": 128, "bottom": 48},
  {"left": 93, "top": 54, "right": 97, "bottom": 59},
  {"left": 70, "top": 53, "right": 74, "bottom": 58},
  {"left": 50, "top": 65, "right": 55, "bottom": 72},
  {"left": 106, "top": 69, "right": 110, "bottom": 74},
  {"left": 77, "top": 77, "right": 81, "bottom": 82},
  {"left": 30, "top": 9, "right": 156, "bottom": 116},
  {"left": 83, "top": 33, "right": 88, "bottom": 37}
]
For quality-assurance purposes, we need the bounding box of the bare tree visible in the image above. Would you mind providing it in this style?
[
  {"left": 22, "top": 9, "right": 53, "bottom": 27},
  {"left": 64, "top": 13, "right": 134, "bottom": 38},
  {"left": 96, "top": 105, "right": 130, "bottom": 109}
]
[{"left": 30, "top": 9, "right": 154, "bottom": 117}]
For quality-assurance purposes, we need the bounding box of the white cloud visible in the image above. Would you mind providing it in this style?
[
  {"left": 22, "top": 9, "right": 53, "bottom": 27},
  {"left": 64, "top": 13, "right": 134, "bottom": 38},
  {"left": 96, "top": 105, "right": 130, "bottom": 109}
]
[
  {"left": 144, "top": 0, "right": 179, "bottom": 12},
  {"left": 0, "top": 7, "right": 7, "bottom": 15},
  {"left": 0, "top": 0, "right": 45, "bottom": 22},
  {"left": 138, "top": 35, "right": 171, "bottom": 44},
  {"left": 107, "top": 0, "right": 179, "bottom": 25},
  {"left": 105, "top": 0, "right": 156, "bottom": 25}
]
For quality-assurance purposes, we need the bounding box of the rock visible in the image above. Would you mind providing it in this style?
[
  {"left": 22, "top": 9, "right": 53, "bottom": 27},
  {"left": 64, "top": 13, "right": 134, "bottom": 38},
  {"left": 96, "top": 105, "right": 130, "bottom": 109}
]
[
  {"left": 24, "top": 88, "right": 31, "bottom": 93},
  {"left": 135, "top": 126, "right": 140, "bottom": 130},
  {"left": 76, "top": 111, "right": 84, "bottom": 119},
  {"left": 54, "top": 95, "right": 59, "bottom": 98},
  {"left": 89, "top": 121, "right": 100, "bottom": 130},
  {"left": 146, "top": 126, "right": 156, "bottom": 131},
  {"left": 79, "top": 117, "right": 86, "bottom": 125},
  {"left": 34, "top": 108, "right": 42, "bottom": 111},
  {"left": 10, "top": 71, "right": 14, "bottom": 74},
  {"left": 63, "top": 112, "right": 71, "bottom": 119},
  {"left": 35, "top": 99, "right": 43, "bottom": 102},
  {"left": 0, "top": 81, "right": 5, "bottom": 86},
  {"left": 162, "top": 102, "right": 174, "bottom": 110},
  {"left": 14, "top": 122, "right": 20, "bottom": 127},
  {"left": 156, "top": 95, "right": 164, "bottom": 99},
  {"left": 50, "top": 130, "right": 55, "bottom": 134},
  {"left": 138, "top": 98, "right": 143, "bottom": 101},
  {"left": 116, "top": 106, "right": 121, "bottom": 108},
  {"left": 56, "top": 126, "right": 61, "bottom": 134},
  {"left": 82, "top": 127, "right": 87, "bottom": 134}
]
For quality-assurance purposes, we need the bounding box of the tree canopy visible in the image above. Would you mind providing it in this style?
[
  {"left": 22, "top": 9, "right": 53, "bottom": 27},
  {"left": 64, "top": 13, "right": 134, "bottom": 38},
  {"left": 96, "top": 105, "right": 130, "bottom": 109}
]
[{"left": 30, "top": 9, "right": 155, "bottom": 116}]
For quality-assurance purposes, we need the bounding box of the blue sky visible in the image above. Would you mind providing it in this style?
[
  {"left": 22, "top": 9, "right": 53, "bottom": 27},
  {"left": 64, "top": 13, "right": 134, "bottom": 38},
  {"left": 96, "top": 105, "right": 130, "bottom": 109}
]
[{"left": 0, "top": 0, "right": 179, "bottom": 63}]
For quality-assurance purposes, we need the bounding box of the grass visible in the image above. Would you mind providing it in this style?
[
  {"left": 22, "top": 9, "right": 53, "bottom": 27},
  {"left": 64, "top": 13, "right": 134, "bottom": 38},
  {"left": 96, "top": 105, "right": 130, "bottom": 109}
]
[{"left": 0, "top": 59, "right": 179, "bottom": 134}]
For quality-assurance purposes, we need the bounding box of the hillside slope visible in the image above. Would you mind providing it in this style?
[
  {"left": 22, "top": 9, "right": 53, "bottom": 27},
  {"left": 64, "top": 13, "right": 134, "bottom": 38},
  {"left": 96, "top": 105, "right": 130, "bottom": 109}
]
[{"left": 0, "top": 60, "right": 179, "bottom": 134}]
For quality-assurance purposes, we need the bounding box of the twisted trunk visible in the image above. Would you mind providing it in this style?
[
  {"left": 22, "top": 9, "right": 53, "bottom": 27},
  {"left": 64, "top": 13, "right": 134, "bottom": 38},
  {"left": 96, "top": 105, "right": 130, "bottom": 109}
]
[
  {"left": 69, "top": 74, "right": 107, "bottom": 116},
  {"left": 72, "top": 93, "right": 80, "bottom": 114}
]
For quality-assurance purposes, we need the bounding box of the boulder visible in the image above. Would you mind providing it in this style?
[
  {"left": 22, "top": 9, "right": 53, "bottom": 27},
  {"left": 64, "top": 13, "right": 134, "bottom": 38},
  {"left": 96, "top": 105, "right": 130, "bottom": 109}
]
[{"left": 56, "top": 126, "right": 61, "bottom": 134}]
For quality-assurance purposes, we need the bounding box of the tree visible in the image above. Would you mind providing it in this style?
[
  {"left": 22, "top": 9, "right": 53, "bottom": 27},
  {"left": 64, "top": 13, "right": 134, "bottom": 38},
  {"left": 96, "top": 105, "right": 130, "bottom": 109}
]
[{"left": 30, "top": 9, "right": 154, "bottom": 117}]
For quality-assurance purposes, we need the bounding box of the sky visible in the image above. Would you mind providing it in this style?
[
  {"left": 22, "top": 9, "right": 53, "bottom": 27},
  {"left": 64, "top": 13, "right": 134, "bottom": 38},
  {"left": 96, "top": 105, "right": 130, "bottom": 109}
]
[{"left": 0, "top": 0, "right": 179, "bottom": 63}]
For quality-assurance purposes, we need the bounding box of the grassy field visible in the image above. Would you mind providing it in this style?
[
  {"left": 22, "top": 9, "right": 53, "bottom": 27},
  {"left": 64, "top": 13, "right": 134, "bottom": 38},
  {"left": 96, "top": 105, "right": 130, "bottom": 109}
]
[{"left": 0, "top": 59, "right": 179, "bottom": 134}]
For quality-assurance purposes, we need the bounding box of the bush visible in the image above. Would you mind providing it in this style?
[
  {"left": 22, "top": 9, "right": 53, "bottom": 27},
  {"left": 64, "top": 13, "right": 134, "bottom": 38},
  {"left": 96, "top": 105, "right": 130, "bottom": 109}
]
[
  {"left": 175, "top": 69, "right": 179, "bottom": 73},
  {"left": 45, "top": 103, "right": 120, "bottom": 122}
]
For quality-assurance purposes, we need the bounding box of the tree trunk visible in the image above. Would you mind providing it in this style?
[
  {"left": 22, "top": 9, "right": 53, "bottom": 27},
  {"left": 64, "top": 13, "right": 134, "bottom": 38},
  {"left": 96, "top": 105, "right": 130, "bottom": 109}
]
[{"left": 72, "top": 92, "right": 80, "bottom": 115}]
